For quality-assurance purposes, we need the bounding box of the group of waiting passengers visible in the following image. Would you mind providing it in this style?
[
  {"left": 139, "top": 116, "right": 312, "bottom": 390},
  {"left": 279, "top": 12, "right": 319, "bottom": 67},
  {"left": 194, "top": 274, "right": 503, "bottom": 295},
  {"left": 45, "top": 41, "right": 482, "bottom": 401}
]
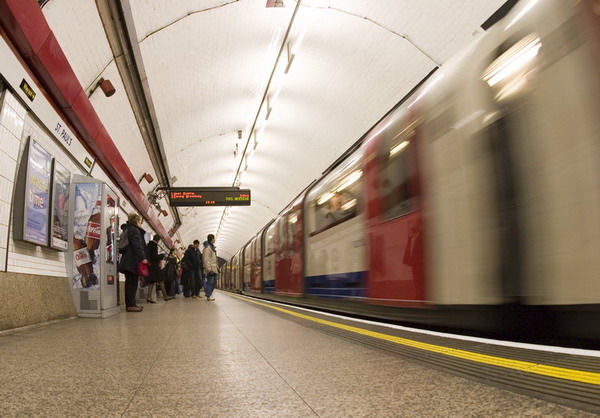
[{"left": 118, "top": 213, "right": 219, "bottom": 312}]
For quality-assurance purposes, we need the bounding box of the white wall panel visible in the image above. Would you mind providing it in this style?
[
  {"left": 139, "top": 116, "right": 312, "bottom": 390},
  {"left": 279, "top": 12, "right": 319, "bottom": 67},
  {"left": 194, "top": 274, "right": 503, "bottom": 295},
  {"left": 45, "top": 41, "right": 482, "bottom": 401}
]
[
  {"left": 0, "top": 98, "right": 87, "bottom": 276},
  {"left": 0, "top": 90, "right": 26, "bottom": 271}
]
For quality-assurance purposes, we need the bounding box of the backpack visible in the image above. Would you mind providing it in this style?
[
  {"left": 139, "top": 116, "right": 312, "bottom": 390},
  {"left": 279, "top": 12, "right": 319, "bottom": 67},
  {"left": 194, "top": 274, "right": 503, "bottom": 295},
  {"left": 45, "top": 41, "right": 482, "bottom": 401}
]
[
  {"left": 118, "top": 228, "right": 129, "bottom": 254},
  {"left": 180, "top": 256, "right": 190, "bottom": 271}
]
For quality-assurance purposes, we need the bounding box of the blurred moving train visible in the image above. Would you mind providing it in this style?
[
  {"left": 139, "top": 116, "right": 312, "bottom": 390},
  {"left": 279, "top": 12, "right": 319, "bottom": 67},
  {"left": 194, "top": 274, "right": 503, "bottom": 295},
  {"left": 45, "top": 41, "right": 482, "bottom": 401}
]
[{"left": 219, "top": 0, "right": 600, "bottom": 345}]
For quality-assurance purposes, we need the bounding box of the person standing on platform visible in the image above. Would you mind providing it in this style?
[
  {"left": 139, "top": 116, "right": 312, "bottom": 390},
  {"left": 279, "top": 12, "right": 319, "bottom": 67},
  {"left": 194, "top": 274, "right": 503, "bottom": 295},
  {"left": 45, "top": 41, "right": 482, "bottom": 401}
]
[
  {"left": 146, "top": 235, "right": 173, "bottom": 303},
  {"left": 191, "top": 239, "right": 203, "bottom": 299},
  {"left": 182, "top": 241, "right": 200, "bottom": 298},
  {"left": 118, "top": 213, "right": 147, "bottom": 312},
  {"left": 181, "top": 244, "right": 193, "bottom": 297},
  {"left": 165, "top": 248, "right": 179, "bottom": 298},
  {"left": 203, "top": 234, "right": 218, "bottom": 301}
]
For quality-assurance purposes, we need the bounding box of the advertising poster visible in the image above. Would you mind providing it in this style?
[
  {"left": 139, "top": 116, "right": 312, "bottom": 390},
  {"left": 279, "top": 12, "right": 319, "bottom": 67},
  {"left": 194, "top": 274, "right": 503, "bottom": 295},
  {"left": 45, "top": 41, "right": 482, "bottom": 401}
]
[
  {"left": 24, "top": 139, "right": 52, "bottom": 246},
  {"left": 72, "top": 183, "right": 102, "bottom": 290},
  {"left": 50, "top": 161, "right": 70, "bottom": 250}
]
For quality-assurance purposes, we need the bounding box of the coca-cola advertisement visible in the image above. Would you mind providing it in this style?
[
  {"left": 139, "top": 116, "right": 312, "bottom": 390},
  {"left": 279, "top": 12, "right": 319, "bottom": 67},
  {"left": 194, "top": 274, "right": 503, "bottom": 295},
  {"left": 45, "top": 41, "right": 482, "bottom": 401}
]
[
  {"left": 72, "top": 183, "right": 102, "bottom": 290},
  {"left": 50, "top": 161, "right": 70, "bottom": 250}
]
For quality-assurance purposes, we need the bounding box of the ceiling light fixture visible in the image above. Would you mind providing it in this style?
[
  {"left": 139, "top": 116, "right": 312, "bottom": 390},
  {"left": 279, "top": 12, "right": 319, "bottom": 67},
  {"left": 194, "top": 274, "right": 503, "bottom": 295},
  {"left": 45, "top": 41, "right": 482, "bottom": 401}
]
[
  {"left": 266, "top": 0, "right": 285, "bottom": 7},
  {"left": 265, "top": 95, "right": 273, "bottom": 120},
  {"left": 139, "top": 173, "right": 154, "bottom": 184},
  {"left": 88, "top": 77, "right": 116, "bottom": 98},
  {"left": 284, "top": 42, "right": 295, "bottom": 74}
]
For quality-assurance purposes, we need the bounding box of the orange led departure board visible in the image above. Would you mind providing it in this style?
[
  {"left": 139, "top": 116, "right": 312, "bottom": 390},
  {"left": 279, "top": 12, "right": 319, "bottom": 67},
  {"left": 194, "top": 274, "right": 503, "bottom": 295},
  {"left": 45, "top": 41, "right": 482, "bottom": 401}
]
[{"left": 166, "top": 188, "right": 251, "bottom": 207}]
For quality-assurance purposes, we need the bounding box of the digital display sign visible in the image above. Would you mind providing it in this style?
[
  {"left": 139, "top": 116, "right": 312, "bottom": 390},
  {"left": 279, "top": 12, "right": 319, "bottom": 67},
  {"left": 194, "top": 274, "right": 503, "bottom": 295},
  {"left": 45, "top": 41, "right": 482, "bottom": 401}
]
[{"left": 167, "top": 188, "right": 251, "bottom": 207}]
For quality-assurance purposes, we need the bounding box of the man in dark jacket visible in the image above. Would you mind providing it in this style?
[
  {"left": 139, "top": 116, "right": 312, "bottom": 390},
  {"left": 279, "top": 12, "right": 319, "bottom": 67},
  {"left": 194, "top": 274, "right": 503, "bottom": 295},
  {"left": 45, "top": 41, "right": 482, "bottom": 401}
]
[{"left": 182, "top": 241, "right": 201, "bottom": 298}]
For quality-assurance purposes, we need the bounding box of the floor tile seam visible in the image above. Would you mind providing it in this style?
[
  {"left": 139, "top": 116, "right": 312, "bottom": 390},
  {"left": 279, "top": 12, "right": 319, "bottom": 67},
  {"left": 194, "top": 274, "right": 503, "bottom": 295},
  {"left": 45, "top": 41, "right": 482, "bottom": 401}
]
[
  {"left": 0, "top": 316, "right": 78, "bottom": 337},
  {"left": 219, "top": 299, "right": 321, "bottom": 417},
  {"left": 120, "top": 321, "right": 182, "bottom": 416},
  {"left": 1, "top": 351, "right": 70, "bottom": 384}
]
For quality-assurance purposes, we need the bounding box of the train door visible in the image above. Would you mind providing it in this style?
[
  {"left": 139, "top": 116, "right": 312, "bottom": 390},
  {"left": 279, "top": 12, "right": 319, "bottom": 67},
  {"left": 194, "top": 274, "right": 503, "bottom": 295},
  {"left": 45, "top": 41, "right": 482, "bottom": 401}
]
[
  {"left": 263, "top": 222, "right": 276, "bottom": 292},
  {"left": 365, "top": 112, "right": 425, "bottom": 306},
  {"left": 274, "top": 199, "right": 304, "bottom": 296},
  {"left": 274, "top": 213, "right": 289, "bottom": 293},
  {"left": 304, "top": 147, "right": 367, "bottom": 298},
  {"left": 232, "top": 253, "right": 240, "bottom": 292},
  {"left": 250, "top": 234, "right": 263, "bottom": 292},
  {"left": 243, "top": 243, "right": 252, "bottom": 292}
]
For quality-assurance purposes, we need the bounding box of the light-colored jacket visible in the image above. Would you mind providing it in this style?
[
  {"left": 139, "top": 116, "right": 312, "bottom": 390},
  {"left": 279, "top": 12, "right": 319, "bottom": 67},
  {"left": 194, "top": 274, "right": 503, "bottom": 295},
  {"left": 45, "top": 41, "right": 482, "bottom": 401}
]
[{"left": 203, "top": 244, "right": 218, "bottom": 275}]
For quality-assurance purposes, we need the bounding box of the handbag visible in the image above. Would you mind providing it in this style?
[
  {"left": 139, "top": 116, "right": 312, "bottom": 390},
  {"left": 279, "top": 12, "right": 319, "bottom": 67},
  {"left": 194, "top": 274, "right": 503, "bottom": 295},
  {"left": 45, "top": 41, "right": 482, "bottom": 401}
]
[{"left": 138, "top": 261, "right": 150, "bottom": 278}]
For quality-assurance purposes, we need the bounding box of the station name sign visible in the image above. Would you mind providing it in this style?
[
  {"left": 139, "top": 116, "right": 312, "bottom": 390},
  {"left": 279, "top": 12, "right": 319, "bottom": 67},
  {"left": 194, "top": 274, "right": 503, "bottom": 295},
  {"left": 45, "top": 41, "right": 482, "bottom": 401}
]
[{"left": 165, "top": 187, "right": 251, "bottom": 207}]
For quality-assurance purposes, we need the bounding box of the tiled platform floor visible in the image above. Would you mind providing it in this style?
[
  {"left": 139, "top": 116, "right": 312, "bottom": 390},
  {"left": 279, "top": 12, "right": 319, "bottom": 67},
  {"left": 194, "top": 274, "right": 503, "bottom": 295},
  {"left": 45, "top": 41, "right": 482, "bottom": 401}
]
[{"left": 0, "top": 291, "right": 594, "bottom": 417}]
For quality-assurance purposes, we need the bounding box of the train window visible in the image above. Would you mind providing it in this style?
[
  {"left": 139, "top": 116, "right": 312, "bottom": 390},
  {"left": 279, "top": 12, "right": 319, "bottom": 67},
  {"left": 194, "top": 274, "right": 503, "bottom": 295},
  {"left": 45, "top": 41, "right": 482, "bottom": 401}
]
[
  {"left": 378, "top": 119, "right": 418, "bottom": 220},
  {"left": 264, "top": 223, "right": 275, "bottom": 257},
  {"left": 276, "top": 215, "right": 286, "bottom": 254},
  {"left": 482, "top": 33, "right": 541, "bottom": 103},
  {"left": 287, "top": 211, "right": 296, "bottom": 251},
  {"left": 255, "top": 235, "right": 262, "bottom": 263},
  {"left": 307, "top": 148, "right": 364, "bottom": 235},
  {"left": 243, "top": 243, "right": 252, "bottom": 286}
]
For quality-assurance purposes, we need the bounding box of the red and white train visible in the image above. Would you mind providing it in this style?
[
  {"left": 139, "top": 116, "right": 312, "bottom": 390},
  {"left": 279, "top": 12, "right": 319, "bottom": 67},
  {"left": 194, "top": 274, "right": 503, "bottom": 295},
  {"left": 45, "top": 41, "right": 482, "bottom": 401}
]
[{"left": 220, "top": 0, "right": 600, "bottom": 344}]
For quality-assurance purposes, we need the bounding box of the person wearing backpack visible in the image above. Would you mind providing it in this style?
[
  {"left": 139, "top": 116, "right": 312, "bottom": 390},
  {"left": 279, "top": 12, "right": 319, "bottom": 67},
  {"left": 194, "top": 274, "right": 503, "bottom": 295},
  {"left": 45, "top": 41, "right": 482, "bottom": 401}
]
[{"left": 118, "top": 213, "right": 148, "bottom": 312}]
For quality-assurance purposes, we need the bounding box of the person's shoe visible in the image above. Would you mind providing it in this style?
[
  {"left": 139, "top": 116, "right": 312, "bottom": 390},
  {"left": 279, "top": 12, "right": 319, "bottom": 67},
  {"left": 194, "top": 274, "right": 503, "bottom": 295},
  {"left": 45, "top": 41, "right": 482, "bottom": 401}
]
[
  {"left": 146, "top": 299, "right": 156, "bottom": 304},
  {"left": 207, "top": 297, "right": 215, "bottom": 301},
  {"left": 164, "top": 296, "right": 174, "bottom": 301},
  {"left": 126, "top": 306, "right": 143, "bottom": 312},
  {"left": 191, "top": 295, "right": 197, "bottom": 299}
]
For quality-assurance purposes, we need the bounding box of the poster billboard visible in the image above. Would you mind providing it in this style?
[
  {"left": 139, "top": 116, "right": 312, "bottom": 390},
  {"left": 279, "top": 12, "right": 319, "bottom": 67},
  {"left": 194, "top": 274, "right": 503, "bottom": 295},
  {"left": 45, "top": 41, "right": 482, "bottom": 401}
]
[
  {"left": 23, "top": 139, "right": 52, "bottom": 246},
  {"left": 50, "top": 160, "right": 70, "bottom": 250}
]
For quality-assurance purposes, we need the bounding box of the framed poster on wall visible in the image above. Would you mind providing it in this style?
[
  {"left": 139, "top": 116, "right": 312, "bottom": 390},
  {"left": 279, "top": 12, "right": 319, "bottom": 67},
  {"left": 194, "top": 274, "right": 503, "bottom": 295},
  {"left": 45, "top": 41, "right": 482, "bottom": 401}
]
[
  {"left": 14, "top": 138, "right": 53, "bottom": 246},
  {"left": 50, "top": 160, "right": 70, "bottom": 250}
]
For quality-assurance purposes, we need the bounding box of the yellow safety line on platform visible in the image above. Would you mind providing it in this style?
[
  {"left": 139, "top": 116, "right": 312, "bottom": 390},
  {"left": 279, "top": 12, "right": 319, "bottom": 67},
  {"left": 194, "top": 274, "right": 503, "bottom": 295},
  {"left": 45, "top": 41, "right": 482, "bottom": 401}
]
[{"left": 235, "top": 295, "right": 600, "bottom": 386}]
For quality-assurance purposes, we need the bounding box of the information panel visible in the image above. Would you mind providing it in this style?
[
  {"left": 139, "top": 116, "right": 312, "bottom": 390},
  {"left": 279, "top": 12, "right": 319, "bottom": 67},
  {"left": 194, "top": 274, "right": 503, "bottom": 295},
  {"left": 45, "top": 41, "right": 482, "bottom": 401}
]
[{"left": 167, "top": 188, "right": 251, "bottom": 207}]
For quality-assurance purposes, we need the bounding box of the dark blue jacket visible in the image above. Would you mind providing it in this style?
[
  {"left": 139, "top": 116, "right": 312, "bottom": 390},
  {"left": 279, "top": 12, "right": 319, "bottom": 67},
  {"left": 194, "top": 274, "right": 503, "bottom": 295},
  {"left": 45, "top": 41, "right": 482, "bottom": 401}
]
[{"left": 183, "top": 245, "right": 203, "bottom": 271}]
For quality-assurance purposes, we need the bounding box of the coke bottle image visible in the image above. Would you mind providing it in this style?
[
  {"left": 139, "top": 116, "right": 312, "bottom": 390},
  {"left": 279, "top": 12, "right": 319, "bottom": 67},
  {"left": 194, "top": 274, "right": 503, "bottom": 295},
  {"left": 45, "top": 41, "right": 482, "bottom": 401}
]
[
  {"left": 85, "top": 200, "right": 102, "bottom": 251},
  {"left": 73, "top": 237, "right": 98, "bottom": 288}
]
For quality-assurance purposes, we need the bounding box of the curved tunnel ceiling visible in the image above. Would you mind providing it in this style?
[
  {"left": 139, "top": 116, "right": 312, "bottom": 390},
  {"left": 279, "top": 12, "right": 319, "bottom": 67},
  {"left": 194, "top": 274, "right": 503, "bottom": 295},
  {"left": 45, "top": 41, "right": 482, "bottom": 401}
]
[{"left": 40, "top": 0, "right": 506, "bottom": 259}]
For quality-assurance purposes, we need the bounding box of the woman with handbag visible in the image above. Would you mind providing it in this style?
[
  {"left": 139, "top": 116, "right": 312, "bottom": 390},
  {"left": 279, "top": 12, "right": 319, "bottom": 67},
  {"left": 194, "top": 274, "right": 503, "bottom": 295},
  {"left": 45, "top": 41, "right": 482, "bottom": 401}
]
[{"left": 117, "top": 213, "right": 148, "bottom": 312}]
